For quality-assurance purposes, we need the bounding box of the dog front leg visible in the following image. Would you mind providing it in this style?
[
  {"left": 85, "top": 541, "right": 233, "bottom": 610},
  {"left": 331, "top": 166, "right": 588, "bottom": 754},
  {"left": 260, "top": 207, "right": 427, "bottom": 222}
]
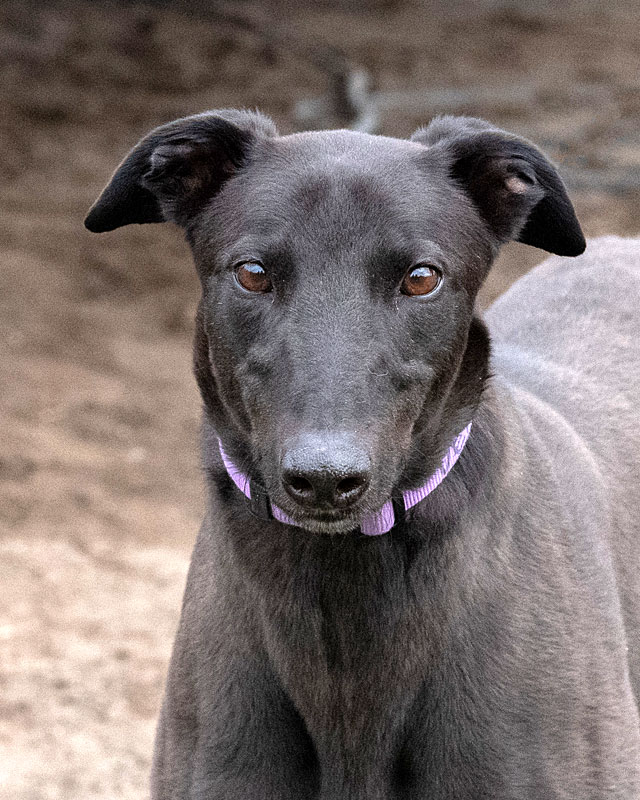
[
  {"left": 152, "top": 643, "right": 319, "bottom": 798},
  {"left": 185, "top": 661, "right": 320, "bottom": 800}
]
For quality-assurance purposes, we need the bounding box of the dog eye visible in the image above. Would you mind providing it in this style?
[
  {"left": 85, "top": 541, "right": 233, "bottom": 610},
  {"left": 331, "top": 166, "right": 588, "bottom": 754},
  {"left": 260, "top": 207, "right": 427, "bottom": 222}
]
[
  {"left": 401, "top": 264, "right": 442, "bottom": 297},
  {"left": 235, "top": 262, "right": 272, "bottom": 293}
]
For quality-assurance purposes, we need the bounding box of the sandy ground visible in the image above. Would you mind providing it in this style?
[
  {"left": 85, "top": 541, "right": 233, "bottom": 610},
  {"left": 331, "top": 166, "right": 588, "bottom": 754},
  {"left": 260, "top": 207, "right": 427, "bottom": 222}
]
[{"left": 2, "top": 1, "right": 640, "bottom": 797}]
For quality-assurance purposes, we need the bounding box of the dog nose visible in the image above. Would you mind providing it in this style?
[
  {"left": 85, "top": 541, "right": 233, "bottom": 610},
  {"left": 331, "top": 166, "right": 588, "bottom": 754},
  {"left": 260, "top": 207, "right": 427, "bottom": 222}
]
[{"left": 281, "top": 434, "right": 371, "bottom": 510}]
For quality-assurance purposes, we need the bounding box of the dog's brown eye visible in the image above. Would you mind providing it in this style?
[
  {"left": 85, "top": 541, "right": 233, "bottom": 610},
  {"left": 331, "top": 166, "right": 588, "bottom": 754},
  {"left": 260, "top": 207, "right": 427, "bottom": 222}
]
[
  {"left": 235, "top": 262, "right": 272, "bottom": 293},
  {"left": 401, "top": 264, "right": 441, "bottom": 297}
]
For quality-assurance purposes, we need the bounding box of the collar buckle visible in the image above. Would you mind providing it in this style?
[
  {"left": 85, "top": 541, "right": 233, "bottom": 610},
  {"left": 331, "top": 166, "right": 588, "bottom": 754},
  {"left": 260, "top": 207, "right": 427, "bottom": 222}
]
[
  {"left": 249, "top": 479, "right": 273, "bottom": 521},
  {"left": 391, "top": 495, "right": 406, "bottom": 528}
]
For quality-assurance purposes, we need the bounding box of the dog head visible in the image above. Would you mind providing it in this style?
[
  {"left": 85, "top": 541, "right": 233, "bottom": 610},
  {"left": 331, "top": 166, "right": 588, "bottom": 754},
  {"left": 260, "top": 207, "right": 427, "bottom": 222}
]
[{"left": 86, "top": 111, "right": 584, "bottom": 534}]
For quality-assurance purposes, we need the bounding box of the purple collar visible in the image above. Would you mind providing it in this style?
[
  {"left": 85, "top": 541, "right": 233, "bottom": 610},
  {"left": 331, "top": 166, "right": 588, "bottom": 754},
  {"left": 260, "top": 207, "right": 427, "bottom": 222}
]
[{"left": 218, "top": 423, "right": 472, "bottom": 536}]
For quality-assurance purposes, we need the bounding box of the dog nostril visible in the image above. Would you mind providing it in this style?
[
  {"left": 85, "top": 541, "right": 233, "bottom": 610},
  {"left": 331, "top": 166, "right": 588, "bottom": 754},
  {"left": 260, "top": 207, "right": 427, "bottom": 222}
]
[
  {"left": 284, "top": 468, "right": 369, "bottom": 508},
  {"left": 286, "top": 474, "right": 314, "bottom": 497},
  {"left": 336, "top": 474, "right": 368, "bottom": 497}
]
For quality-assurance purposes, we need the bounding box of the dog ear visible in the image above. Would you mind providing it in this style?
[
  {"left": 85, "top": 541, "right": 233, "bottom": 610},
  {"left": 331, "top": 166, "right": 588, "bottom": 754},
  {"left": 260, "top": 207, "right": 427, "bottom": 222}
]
[
  {"left": 411, "top": 116, "right": 585, "bottom": 257},
  {"left": 84, "top": 110, "right": 277, "bottom": 233}
]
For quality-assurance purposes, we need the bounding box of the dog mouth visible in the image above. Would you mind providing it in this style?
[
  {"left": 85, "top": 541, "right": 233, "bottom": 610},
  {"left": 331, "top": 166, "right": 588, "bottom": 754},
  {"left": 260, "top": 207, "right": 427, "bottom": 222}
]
[
  {"left": 268, "top": 494, "right": 372, "bottom": 534},
  {"left": 270, "top": 491, "right": 393, "bottom": 535},
  {"left": 287, "top": 511, "right": 364, "bottom": 535}
]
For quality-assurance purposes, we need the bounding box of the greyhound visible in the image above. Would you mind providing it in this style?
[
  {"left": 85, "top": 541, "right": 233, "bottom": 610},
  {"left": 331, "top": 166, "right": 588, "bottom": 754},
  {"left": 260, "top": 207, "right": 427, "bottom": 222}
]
[{"left": 85, "top": 111, "right": 640, "bottom": 799}]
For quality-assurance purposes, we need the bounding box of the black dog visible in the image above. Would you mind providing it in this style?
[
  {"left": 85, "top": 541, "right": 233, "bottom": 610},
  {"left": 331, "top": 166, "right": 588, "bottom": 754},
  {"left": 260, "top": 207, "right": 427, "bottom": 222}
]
[{"left": 86, "top": 111, "right": 640, "bottom": 798}]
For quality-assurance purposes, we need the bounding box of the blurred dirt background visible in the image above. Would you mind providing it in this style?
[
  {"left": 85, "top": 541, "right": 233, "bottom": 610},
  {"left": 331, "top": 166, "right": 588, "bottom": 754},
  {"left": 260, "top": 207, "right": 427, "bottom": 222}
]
[{"left": 1, "top": 0, "right": 640, "bottom": 797}]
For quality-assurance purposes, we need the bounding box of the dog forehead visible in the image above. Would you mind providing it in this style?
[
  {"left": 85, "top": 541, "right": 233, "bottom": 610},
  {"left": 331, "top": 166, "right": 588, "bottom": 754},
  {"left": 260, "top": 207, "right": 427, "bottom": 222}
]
[
  {"left": 269, "top": 129, "right": 428, "bottom": 194},
  {"left": 217, "top": 129, "right": 447, "bottom": 238}
]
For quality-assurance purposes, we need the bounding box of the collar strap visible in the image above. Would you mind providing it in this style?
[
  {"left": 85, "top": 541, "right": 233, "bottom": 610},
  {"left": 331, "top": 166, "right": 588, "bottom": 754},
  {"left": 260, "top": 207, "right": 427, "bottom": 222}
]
[{"left": 218, "top": 423, "right": 472, "bottom": 536}]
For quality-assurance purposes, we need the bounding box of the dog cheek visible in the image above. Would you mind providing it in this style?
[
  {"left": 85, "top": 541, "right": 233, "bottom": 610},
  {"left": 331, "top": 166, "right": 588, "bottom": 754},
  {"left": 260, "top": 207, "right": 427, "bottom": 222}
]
[
  {"left": 239, "top": 378, "right": 270, "bottom": 426},
  {"left": 387, "top": 360, "right": 436, "bottom": 394},
  {"left": 235, "top": 357, "right": 285, "bottom": 438},
  {"left": 391, "top": 391, "right": 431, "bottom": 449}
]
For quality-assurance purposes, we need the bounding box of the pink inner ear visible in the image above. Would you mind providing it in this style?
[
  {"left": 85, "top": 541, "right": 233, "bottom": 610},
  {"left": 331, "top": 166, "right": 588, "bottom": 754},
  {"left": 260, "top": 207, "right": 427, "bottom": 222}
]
[{"left": 505, "top": 175, "right": 529, "bottom": 194}]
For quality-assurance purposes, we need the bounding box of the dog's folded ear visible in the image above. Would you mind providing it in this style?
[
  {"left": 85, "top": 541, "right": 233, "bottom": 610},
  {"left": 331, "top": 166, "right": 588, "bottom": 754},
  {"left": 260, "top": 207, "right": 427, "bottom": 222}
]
[
  {"left": 411, "top": 116, "right": 585, "bottom": 257},
  {"left": 84, "top": 110, "right": 277, "bottom": 233}
]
